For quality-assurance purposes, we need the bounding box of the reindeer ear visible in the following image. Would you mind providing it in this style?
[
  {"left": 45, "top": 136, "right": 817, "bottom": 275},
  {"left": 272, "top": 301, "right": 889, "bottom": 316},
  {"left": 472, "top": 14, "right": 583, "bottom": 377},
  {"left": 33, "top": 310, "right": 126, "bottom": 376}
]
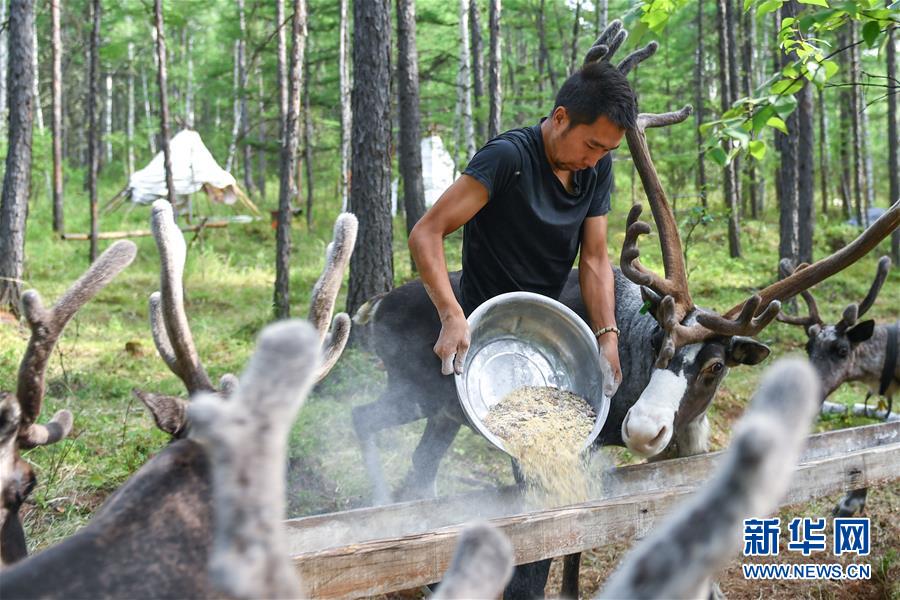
[
  {"left": 725, "top": 336, "right": 770, "bottom": 367},
  {"left": 846, "top": 320, "right": 875, "bottom": 344},
  {"left": 133, "top": 389, "right": 189, "bottom": 437}
]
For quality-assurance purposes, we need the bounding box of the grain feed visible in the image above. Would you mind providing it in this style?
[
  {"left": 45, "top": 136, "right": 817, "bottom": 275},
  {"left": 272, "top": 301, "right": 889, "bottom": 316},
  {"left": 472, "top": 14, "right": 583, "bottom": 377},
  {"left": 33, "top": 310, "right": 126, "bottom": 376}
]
[{"left": 483, "top": 386, "right": 595, "bottom": 506}]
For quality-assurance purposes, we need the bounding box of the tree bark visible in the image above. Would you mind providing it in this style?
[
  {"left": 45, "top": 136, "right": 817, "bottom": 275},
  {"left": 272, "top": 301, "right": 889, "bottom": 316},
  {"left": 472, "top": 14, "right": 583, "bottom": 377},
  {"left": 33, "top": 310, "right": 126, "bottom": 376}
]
[
  {"left": 469, "top": 0, "right": 484, "bottom": 141},
  {"left": 276, "top": 0, "right": 288, "bottom": 139},
  {"left": 536, "top": 0, "right": 557, "bottom": 93},
  {"left": 775, "top": 5, "right": 798, "bottom": 264},
  {"left": 256, "top": 70, "right": 266, "bottom": 200},
  {"left": 716, "top": 0, "right": 741, "bottom": 257},
  {"left": 185, "top": 30, "right": 194, "bottom": 127},
  {"left": 31, "top": 15, "right": 43, "bottom": 132},
  {"left": 569, "top": 0, "right": 581, "bottom": 76},
  {"left": 695, "top": 0, "right": 706, "bottom": 207},
  {"left": 397, "top": 0, "right": 426, "bottom": 243},
  {"left": 274, "top": 0, "right": 306, "bottom": 319},
  {"left": 741, "top": 6, "right": 758, "bottom": 218},
  {"left": 724, "top": 0, "right": 742, "bottom": 216},
  {"left": 595, "top": 0, "right": 607, "bottom": 37},
  {"left": 339, "top": 0, "right": 352, "bottom": 212},
  {"left": 347, "top": 0, "right": 394, "bottom": 318},
  {"left": 237, "top": 0, "right": 254, "bottom": 195},
  {"left": 797, "top": 81, "right": 815, "bottom": 264},
  {"left": 887, "top": 21, "right": 899, "bottom": 263},
  {"left": 0, "top": 0, "right": 35, "bottom": 315},
  {"left": 837, "top": 30, "right": 852, "bottom": 219},
  {"left": 104, "top": 73, "right": 112, "bottom": 164},
  {"left": 303, "top": 49, "right": 314, "bottom": 227},
  {"left": 141, "top": 68, "right": 156, "bottom": 154},
  {"left": 51, "top": 0, "right": 64, "bottom": 233},
  {"left": 0, "top": 0, "right": 7, "bottom": 134},
  {"left": 127, "top": 41, "right": 135, "bottom": 176},
  {"left": 488, "top": 0, "right": 502, "bottom": 140},
  {"left": 817, "top": 86, "right": 830, "bottom": 216},
  {"left": 860, "top": 93, "right": 874, "bottom": 220},
  {"left": 226, "top": 41, "right": 240, "bottom": 173},
  {"left": 456, "top": 0, "right": 476, "bottom": 163},
  {"left": 88, "top": 0, "right": 101, "bottom": 262},
  {"left": 849, "top": 20, "right": 864, "bottom": 227},
  {"left": 154, "top": 0, "right": 176, "bottom": 208}
]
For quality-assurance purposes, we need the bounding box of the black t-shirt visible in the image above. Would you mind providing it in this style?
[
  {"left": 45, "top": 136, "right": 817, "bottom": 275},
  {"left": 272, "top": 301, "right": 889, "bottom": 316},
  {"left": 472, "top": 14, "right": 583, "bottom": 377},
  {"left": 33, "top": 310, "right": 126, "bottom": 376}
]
[{"left": 459, "top": 123, "right": 613, "bottom": 313}]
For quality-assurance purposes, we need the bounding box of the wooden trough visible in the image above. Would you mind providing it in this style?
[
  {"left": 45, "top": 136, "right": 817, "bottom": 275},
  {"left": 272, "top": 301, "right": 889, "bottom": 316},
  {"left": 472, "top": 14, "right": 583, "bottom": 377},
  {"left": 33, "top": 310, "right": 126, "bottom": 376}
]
[{"left": 284, "top": 421, "right": 900, "bottom": 598}]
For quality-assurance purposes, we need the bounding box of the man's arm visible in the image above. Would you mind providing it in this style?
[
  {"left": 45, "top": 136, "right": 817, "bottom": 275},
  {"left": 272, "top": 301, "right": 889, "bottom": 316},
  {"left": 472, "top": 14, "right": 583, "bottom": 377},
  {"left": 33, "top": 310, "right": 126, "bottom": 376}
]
[
  {"left": 579, "top": 215, "right": 623, "bottom": 393},
  {"left": 408, "top": 174, "right": 489, "bottom": 375}
]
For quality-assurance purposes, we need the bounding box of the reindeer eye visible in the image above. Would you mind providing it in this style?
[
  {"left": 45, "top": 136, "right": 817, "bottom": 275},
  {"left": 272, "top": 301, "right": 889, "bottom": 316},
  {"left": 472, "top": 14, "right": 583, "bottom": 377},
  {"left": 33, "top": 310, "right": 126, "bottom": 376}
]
[
  {"left": 837, "top": 346, "right": 849, "bottom": 358},
  {"left": 706, "top": 361, "right": 724, "bottom": 375}
]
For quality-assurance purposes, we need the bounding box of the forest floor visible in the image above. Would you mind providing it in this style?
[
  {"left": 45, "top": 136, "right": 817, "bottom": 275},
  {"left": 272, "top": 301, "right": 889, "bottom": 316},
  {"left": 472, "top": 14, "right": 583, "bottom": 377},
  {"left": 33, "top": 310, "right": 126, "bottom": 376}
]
[{"left": 1, "top": 180, "right": 898, "bottom": 599}]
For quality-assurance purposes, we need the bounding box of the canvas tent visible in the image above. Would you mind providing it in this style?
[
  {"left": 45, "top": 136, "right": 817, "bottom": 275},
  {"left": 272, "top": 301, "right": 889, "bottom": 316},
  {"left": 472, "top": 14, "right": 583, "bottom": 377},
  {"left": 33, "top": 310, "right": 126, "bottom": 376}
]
[
  {"left": 390, "top": 135, "right": 456, "bottom": 216},
  {"left": 120, "top": 129, "right": 257, "bottom": 214}
]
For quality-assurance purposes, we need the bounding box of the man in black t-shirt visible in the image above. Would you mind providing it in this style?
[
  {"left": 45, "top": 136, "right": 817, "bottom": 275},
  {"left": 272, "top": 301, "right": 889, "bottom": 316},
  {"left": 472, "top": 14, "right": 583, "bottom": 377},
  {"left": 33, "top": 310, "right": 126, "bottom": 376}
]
[{"left": 408, "top": 60, "right": 637, "bottom": 390}]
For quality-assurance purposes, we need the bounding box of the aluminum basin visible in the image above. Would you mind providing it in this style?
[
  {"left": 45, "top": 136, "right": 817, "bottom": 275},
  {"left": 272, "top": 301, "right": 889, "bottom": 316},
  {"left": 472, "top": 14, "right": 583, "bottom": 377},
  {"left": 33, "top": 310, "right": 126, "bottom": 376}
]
[{"left": 454, "top": 291, "right": 611, "bottom": 456}]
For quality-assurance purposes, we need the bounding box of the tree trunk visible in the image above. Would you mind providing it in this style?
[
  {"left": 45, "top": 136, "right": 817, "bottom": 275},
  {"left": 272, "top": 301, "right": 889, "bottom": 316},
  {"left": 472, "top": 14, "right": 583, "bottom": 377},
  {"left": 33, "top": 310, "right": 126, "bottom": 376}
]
[
  {"left": 536, "top": 0, "right": 557, "bottom": 93},
  {"left": 256, "top": 70, "right": 266, "bottom": 200},
  {"left": 695, "top": 0, "right": 706, "bottom": 207},
  {"left": 741, "top": 7, "right": 758, "bottom": 219},
  {"left": 849, "top": 21, "right": 864, "bottom": 227},
  {"left": 837, "top": 32, "right": 852, "bottom": 219},
  {"left": 347, "top": 0, "right": 394, "bottom": 319},
  {"left": 860, "top": 94, "right": 874, "bottom": 221},
  {"left": 456, "top": 0, "right": 476, "bottom": 163},
  {"left": 104, "top": 73, "right": 112, "bottom": 165},
  {"left": 51, "top": 0, "right": 64, "bottom": 233},
  {"left": 185, "top": 30, "right": 194, "bottom": 127},
  {"left": 724, "top": 0, "right": 742, "bottom": 216},
  {"left": 569, "top": 0, "right": 581, "bottom": 76},
  {"left": 141, "top": 68, "right": 156, "bottom": 154},
  {"left": 127, "top": 41, "right": 135, "bottom": 176},
  {"left": 237, "top": 0, "right": 254, "bottom": 196},
  {"left": 339, "top": 0, "right": 352, "bottom": 212},
  {"left": 888, "top": 21, "right": 899, "bottom": 263},
  {"left": 595, "top": 0, "right": 607, "bottom": 36},
  {"left": 154, "top": 0, "right": 175, "bottom": 208},
  {"left": 0, "top": 0, "right": 34, "bottom": 315},
  {"left": 716, "top": 0, "right": 740, "bottom": 257},
  {"left": 32, "top": 15, "right": 43, "bottom": 132},
  {"left": 88, "top": 0, "right": 100, "bottom": 262},
  {"left": 226, "top": 41, "right": 240, "bottom": 173},
  {"left": 817, "top": 86, "right": 830, "bottom": 216},
  {"left": 488, "top": 0, "right": 502, "bottom": 140},
  {"left": 797, "top": 81, "right": 815, "bottom": 264},
  {"left": 776, "top": 4, "right": 798, "bottom": 264},
  {"left": 303, "top": 49, "right": 314, "bottom": 227},
  {"left": 469, "top": 0, "right": 484, "bottom": 141},
  {"left": 274, "top": 0, "right": 306, "bottom": 319},
  {"left": 397, "top": 0, "right": 427, "bottom": 245},
  {"left": 0, "top": 0, "right": 7, "bottom": 135},
  {"left": 277, "top": 0, "right": 288, "bottom": 139}
]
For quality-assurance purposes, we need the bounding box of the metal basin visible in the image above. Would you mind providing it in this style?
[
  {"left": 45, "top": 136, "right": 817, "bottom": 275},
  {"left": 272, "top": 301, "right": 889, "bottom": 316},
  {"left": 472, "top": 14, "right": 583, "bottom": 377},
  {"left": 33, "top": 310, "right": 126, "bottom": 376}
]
[{"left": 454, "top": 291, "right": 611, "bottom": 456}]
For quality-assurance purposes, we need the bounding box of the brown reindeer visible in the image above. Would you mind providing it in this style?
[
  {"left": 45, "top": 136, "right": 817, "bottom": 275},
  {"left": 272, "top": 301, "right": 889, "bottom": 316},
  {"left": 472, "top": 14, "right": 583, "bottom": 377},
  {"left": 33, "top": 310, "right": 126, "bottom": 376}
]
[
  {"left": 0, "top": 241, "right": 137, "bottom": 565},
  {"left": 0, "top": 201, "right": 356, "bottom": 598}
]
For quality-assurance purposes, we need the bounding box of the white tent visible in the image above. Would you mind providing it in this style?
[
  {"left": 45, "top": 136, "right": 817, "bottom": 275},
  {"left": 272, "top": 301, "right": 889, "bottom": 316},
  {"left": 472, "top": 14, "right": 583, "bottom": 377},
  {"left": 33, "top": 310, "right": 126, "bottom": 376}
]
[
  {"left": 126, "top": 130, "right": 249, "bottom": 209},
  {"left": 391, "top": 135, "right": 457, "bottom": 216}
]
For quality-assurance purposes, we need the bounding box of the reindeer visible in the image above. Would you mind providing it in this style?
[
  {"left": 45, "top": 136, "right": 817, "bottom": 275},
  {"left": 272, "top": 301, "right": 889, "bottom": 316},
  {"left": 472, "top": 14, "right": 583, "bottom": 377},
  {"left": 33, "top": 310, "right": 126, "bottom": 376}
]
[
  {"left": 0, "top": 201, "right": 356, "bottom": 598},
  {"left": 0, "top": 241, "right": 137, "bottom": 565},
  {"left": 351, "top": 19, "right": 900, "bottom": 505},
  {"left": 777, "top": 255, "right": 897, "bottom": 519},
  {"left": 432, "top": 358, "right": 820, "bottom": 600},
  {"left": 352, "top": 20, "right": 899, "bottom": 598}
]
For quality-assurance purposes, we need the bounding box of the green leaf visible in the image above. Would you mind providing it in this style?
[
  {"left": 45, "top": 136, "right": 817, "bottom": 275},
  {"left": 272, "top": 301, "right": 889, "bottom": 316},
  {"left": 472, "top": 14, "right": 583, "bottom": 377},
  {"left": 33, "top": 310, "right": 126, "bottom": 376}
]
[
  {"left": 822, "top": 59, "right": 839, "bottom": 80},
  {"left": 724, "top": 126, "right": 751, "bottom": 147},
  {"left": 862, "top": 21, "right": 881, "bottom": 48},
  {"left": 771, "top": 93, "right": 798, "bottom": 118},
  {"left": 767, "top": 116, "right": 789, "bottom": 134},
  {"left": 751, "top": 105, "right": 776, "bottom": 133},
  {"left": 744, "top": 0, "right": 755, "bottom": 11},
  {"left": 757, "top": 0, "right": 783, "bottom": 16},
  {"left": 709, "top": 146, "right": 728, "bottom": 166},
  {"left": 771, "top": 77, "right": 805, "bottom": 96},
  {"left": 749, "top": 139, "right": 767, "bottom": 160},
  {"left": 798, "top": 0, "right": 829, "bottom": 6}
]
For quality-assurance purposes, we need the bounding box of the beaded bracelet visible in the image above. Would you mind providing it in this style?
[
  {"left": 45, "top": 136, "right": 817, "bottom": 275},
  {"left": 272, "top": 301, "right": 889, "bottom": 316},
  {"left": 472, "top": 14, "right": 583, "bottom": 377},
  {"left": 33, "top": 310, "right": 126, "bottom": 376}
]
[{"left": 594, "top": 325, "right": 620, "bottom": 338}]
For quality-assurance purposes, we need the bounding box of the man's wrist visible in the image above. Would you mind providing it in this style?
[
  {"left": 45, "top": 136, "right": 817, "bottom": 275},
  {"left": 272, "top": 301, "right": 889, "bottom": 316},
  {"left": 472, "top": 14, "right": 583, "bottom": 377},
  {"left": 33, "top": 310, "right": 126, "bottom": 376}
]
[{"left": 594, "top": 325, "right": 620, "bottom": 338}]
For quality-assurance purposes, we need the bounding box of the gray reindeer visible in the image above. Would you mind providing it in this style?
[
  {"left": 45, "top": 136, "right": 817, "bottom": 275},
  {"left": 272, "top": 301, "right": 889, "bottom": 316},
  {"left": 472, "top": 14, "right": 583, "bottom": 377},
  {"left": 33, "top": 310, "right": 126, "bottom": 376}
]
[
  {"left": 0, "top": 202, "right": 356, "bottom": 598},
  {"left": 778, "top": 255, "right": 897, "bottom": 518}
]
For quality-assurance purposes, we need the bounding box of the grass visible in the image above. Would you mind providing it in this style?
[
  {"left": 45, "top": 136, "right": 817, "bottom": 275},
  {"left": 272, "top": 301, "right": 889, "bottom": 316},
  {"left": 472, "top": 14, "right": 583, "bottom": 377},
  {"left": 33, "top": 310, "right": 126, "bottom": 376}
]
[{"left": 1, "top": 169, "right": 897, "bottom": 597}]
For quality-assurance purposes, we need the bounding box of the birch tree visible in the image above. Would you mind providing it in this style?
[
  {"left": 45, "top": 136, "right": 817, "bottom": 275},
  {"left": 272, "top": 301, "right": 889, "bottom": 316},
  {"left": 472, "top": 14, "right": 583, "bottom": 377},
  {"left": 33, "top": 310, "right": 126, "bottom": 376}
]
[
  {"left": 154, "top": 0, "right": 175, "bottom": 207},
  {"left": 888, "top": 19, "right": 899, "bottom": 263},
  {"left": 488, "top": 0, "right": 502, "bottom": 139},
  {"left": 51, "top": 0, "right": 64, "bottom": 233},
  {"left": 88, "top": 0, "right": 101, "bottom": 261},
  {"left": 397, "top": 0, "right": 426, "bottom": 240},
  {"left": 339, "top": 0, "right": 352, "bottom": 211},
  {"left": 456, "top": 0, "right": 476, "bottom": 165}
]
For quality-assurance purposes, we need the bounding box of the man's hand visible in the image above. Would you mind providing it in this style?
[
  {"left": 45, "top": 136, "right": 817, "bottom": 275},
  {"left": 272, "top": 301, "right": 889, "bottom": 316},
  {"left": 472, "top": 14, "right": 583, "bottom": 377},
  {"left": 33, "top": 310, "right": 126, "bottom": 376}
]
[
  {"left": 597, "top": 333, "right": 622, "bottom": 396},
  {"left": 434, "top": 312, "right": 470, "bottom": 375}
]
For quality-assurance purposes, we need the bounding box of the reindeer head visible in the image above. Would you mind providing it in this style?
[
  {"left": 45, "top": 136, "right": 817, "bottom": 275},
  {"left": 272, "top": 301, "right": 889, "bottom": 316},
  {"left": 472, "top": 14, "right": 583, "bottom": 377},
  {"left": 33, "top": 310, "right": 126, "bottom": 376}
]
[
  {"left": 0, "top": 242, "right": 136, "bottom": 565},
  {"left": 778, "top": 256, "right": 890, "bottom": 397},
  {"left": 588, "top": 21, "right": 900, "bottom": 457},
  {"left": 136, "top": 200, "right": 358, "bottom": 438}
]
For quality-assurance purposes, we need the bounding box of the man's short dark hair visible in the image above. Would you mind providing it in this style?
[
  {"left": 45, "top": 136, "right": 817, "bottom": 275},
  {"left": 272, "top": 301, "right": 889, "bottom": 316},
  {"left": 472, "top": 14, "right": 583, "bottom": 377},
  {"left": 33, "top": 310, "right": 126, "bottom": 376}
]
[{"left": 553, "top": 61, "right": 637, "bottom": 130}]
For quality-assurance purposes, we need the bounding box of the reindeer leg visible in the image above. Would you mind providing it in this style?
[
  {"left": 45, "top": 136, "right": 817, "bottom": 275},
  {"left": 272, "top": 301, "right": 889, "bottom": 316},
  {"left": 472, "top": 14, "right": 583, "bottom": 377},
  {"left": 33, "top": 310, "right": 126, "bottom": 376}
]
[
  {"left": 833, "top": 488, "right": 868, "bottom": 517},
  {"left": 397, "top": 414, "right": 460, "bottom": 501},
  {"left": 561, "top": 553, "right": 581, "bottom": 599}
]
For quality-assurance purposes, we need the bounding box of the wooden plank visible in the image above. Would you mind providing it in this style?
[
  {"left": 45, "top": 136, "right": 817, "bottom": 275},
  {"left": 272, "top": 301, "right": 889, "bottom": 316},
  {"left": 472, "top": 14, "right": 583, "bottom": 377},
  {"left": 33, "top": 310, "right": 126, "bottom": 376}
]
[
  {"left": 60, "top": 220, "right": 229, "bottom": 240},
  {"left": 285, "top": 421, "right": 900, "bottom": 554},
  {"left": 289, "top": 432, "right": 900, "bottom": 598}
]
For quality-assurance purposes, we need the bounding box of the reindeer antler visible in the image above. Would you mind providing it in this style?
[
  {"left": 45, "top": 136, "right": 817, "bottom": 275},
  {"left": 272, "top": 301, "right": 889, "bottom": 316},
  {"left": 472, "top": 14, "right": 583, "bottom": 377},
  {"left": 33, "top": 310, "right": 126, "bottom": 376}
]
[
  {"left": 775, "top": 260, "right": 823, "bottom": 329},
  {"left": 308, "top": 213, "right": 358, "bottom": 383},
  {"left": 16, "top": 241, "right": 137, "bottom": 448},
  {"left": 190, "top": 320, "right": 320, "bottom": 599},
  {"left": 836, "top": 255, "right": 892, "bottom": 332},
  {"left": 149, "top": 200, "right": 215, "bottom": 395}
]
